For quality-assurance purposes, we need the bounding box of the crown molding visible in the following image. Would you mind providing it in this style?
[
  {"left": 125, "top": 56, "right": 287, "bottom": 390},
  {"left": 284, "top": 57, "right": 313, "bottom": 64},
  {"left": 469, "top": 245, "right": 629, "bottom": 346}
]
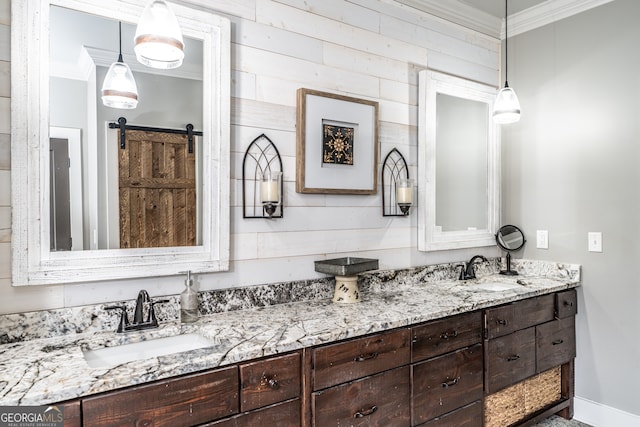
[
  {"left": 504, "top": 0, "right": 615, "bottom": 38},
  {"left": 394, "top": 0, "right": 502, "bottom": 38},
  {"left": 395, "top": 0, "right": 616, "bottom": 40}
]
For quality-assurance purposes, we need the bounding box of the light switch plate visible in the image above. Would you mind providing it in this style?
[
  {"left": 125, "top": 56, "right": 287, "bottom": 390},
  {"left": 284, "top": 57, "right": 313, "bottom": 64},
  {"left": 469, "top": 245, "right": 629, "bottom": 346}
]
[
  {"left": 588, "top": 232, "right": 602, "bottom": 252},
  {"left": 536, "top": 230, "right": 549, "bottom": 249}
]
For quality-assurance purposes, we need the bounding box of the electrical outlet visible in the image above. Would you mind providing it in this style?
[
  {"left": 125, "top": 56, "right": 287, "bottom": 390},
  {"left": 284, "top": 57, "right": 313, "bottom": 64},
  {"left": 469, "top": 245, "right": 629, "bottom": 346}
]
[
  {"left": 536, "top": 230, "right": 549, "bottom": 249},
  {"left": 588, "top": 232, "right": 602, "bottom": 252}
]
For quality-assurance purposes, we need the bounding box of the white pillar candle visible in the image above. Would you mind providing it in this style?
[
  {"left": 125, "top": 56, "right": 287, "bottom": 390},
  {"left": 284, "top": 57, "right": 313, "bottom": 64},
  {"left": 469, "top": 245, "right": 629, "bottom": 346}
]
[
  {"left": 396, "top": 186, "right": 412, "bottom": 204},
  {"left": 261, "top": 180, "right": 279, "bottom": 203}
]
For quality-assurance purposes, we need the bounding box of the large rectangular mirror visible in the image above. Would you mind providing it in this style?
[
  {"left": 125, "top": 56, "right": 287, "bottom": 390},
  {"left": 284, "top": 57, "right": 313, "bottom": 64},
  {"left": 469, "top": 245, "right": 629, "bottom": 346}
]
[
  {"left": 11, "top": 0, "right": 231, "bottom": 285},
  {"left": 417, "top": 70, "right": 500, "bottom": 251}
]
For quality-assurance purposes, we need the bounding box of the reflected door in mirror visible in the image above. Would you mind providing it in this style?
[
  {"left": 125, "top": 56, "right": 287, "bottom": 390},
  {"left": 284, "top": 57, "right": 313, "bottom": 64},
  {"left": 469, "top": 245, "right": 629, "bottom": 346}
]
[
  {"left": 50, "top": 138, "right": 72, "bottom": 251},
  {"left": 119, "top": 130, "right": 197, "bottom": 248}
]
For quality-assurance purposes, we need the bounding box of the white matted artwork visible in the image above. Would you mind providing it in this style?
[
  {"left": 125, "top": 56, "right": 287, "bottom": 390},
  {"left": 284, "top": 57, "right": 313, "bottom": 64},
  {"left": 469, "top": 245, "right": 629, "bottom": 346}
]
[{"left": 296, "top": 88, "right": 378, "bottom": 194}]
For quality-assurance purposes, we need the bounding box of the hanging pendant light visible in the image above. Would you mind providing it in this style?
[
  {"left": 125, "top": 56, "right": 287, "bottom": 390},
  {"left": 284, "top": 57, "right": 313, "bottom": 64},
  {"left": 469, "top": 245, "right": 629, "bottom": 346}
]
[
  {"left": 134, "top": 0, "right": 184, "bottom": 69},
  {"left": 493, "top": 0, "right": 521, "bottom": 124},
  {"left": 102, "top": 21, "right": 138, "bottom": 109}
]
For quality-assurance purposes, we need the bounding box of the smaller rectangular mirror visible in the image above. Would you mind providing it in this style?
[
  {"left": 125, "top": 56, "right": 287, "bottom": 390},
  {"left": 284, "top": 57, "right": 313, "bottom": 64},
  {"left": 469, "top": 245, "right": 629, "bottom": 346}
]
[{"left": 417, "top": 70, "right": 500, "bottom": 251}]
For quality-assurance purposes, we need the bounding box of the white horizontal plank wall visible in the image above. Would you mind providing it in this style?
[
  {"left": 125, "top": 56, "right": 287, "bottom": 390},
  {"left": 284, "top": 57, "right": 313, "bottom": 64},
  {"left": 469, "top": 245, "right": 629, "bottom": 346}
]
[{"left": 0, "top": 0, "right": 500, "bottom": 312}]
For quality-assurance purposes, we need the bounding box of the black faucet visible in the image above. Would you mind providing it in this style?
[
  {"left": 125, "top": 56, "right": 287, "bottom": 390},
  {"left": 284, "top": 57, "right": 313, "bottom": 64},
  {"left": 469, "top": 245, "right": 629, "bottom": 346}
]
[
  {"left": 459, "top": 255, "right": 488, "bottom": 280},
  {"left": 105, "top": 290, "right": 169, "bottom": 333}
]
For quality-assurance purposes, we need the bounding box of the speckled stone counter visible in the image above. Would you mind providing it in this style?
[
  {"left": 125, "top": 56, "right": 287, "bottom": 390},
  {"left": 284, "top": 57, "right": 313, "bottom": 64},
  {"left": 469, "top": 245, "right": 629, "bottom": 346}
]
[{"left": 0, "top": 259, "right": 580, "bottom": 405}]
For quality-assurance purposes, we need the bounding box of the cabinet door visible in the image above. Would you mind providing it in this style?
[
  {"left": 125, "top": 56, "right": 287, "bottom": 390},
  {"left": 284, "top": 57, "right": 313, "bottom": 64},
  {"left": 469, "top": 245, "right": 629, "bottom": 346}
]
[
  {"left": 312, "top": 328, "right": 411, "bottom": 390},
  {"left": 536, "top": 317, "right": 576, "bottom": 373},
  {"left": 312, "top": 366, "right": 411, "bottom": 427},
  {"left": 417, "top": 400, "right": 483, "bottom": 427},
  {"left": 485, "top": 294, "right": 555, "bottom": 339},
  {"left": 412, "top": 311, "right": 482, "bottom": 362},
  {"left": 485, "top": 327, "right": 536, "bottom": 393},
  {"left": 203, "top": 399, "right": 300, "bottom": 427},
  {"left": 412, "top": 344, "right": 483, "bottom": 423},
  {"left": 240, "top": 352, "right": 300, "bottom": 412},
  {"left": 82, "top": 366, "right": 238, "bottom": 427}
]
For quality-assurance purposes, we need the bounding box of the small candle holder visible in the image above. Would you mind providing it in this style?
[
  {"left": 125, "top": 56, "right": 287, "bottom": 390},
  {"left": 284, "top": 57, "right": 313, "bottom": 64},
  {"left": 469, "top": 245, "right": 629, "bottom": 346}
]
[
  {"left": 382, "top": 148, "right": 413, "bottom": 216},
  {"left": 242, "top": 134, "right": 283, "bottom": 219},
  {"left": 260, "top": 171, "right": 282, "bottom": 218}
]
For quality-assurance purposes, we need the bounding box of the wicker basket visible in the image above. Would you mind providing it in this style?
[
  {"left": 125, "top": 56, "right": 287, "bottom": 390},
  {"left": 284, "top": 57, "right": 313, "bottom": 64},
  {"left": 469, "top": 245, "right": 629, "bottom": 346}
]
[{"left": 484, "top": 367, "right": 562, "bottom": 427}]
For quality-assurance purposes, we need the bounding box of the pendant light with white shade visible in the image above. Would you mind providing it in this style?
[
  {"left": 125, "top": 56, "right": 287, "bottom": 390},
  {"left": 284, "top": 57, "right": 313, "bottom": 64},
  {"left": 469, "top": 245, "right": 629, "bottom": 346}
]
[
  {"left": 134, "top": 0, "right": 184, "bottom": 69},
  {"left": 493, "top": 0, "right": 521, "bottom": 124},
  {"left": 101, "top": 21, "right": 139, "bottom": 109}
]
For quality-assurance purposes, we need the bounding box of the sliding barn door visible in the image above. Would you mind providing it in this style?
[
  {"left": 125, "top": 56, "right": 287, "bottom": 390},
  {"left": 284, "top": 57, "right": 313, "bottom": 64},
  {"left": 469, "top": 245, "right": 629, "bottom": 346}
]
[{"left": 119, "top": 130, "right": 196, "bottom": 248}]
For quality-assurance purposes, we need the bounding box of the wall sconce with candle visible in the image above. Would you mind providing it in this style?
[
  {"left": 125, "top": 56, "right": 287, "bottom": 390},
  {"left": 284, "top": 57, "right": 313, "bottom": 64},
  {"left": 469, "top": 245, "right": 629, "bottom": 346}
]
[
  {"left": 242, "top": 134, "right": 284, "bottom": 219},
  {"left": 382, "top": 148, "right": 413, "bottom": 216}
]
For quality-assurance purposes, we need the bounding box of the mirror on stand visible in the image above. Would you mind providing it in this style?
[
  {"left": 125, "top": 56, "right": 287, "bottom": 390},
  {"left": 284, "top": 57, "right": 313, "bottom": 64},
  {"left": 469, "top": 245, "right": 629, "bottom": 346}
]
[{"left": 496, "top": 225, "right": 526, "bottom": 275}]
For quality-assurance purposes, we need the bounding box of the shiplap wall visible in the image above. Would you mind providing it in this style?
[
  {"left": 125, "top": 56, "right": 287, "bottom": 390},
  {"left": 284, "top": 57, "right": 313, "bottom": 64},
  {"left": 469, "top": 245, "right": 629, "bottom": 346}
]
[{"left": 0, "top": 0, "right": 501, "bottom": 313}]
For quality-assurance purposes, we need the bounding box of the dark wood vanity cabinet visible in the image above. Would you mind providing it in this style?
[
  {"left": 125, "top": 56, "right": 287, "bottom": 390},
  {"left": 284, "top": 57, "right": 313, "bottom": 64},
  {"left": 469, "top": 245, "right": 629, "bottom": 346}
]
[{"left": 54, "top": 288, "right": 577, "bottom": 427}]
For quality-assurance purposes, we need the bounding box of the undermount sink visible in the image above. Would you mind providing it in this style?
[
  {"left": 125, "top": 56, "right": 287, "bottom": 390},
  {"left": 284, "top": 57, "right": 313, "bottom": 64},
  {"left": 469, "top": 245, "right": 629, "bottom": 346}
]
[
  {"left": 83, "top": 333, "right": 216, "bottom": 369},
  {"left": 473, "top": 282, "right": 522, "bottom": 292}
]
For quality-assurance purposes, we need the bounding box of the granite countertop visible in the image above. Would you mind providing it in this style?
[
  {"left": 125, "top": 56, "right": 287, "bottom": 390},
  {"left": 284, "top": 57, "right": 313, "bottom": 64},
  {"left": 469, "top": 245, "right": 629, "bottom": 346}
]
[{"left": 0, "top": 262, "right": 580, "bottom": 406}]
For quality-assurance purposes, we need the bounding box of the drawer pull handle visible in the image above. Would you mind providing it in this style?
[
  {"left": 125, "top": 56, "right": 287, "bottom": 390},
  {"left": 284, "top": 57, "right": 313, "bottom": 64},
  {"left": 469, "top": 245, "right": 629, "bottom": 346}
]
[
  {"left": 552, "top": 339, "right": 564, "bottom": 345},
  {"left": 564, "top": 301, "right": 574, "bottom": 307},
  {"left": 261, "top": 375, "right": 280, "bottom": 390},
  {"left": 441, "top": 377, "right": 460, "bottom": 388},
  {"left": 496, "top": 319, "right": 508, "bottom": 326},
  {"left": 507, "top": 355, "right": 520, "bottom": 362},
  {"left": 354, "top": 405, "right": 378, "bottom": 418},
  {"left": 354, "top": 352, "right": 379, "bottom": 362},
  {"left": 440, "top": 331, "right": 458, "bottom": 340}
]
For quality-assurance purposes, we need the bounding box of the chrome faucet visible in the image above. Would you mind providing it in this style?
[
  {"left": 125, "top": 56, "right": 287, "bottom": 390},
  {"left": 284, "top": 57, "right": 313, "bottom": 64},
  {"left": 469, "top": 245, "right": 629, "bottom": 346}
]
[
  {"left": 105, "top": 290, "right": 169, "bottom": 333},
  {"left": 459, "top": 255, "right": 488, "bottom": 280}
]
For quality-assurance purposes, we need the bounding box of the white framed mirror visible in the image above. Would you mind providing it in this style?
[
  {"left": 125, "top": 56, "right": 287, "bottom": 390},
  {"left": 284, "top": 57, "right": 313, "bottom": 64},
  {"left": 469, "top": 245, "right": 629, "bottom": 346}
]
[
  {"left": 11, "top": 0, "right": 231, "bottom": 285},
  {"left": 417, "top": 70, "right": 500, "bottom": 251}
]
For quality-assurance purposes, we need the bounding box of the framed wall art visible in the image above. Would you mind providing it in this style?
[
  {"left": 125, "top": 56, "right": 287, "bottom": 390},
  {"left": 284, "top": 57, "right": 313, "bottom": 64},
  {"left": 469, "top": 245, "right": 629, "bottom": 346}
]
[{"left": 296, "top": 88, "right": 379, "bottom": 194}]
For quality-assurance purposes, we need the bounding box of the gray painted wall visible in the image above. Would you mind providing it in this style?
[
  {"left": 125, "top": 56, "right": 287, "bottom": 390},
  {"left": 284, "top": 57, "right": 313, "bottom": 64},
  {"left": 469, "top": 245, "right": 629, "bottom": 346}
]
[{"left": 502, "top": 0, "right": 640, "bottom": 416}]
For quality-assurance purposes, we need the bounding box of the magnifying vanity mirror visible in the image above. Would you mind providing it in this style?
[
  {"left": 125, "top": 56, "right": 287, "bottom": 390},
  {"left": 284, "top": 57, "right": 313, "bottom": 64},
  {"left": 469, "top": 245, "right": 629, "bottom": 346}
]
[
  {"left": 496, "top": 224, "right": 526, "bottom": 275},
  {"left": 417, "top": 70, "right": 500, "bottom": 251},
  {"left": 11, "top": 0, "right": 231, "bottom": 285}
]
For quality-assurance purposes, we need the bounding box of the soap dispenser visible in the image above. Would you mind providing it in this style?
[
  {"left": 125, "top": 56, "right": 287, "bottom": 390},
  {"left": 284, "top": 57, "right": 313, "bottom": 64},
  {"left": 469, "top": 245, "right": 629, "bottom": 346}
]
[{"left": 180, "top": 271, "right": 198, "bottom": 323}]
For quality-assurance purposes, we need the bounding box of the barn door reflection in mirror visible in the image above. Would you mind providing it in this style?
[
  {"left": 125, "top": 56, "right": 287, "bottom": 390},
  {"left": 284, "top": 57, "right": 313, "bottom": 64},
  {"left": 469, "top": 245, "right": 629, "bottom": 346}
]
[{"left": 119, "top": 130, "right": 197, "bottom": 248}]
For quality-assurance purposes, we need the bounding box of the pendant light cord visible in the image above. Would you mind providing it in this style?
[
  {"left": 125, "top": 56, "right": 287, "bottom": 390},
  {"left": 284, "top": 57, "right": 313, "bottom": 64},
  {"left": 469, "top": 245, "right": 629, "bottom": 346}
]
[
  {"left": 117, "top": 21, "right": 124, "bottom": 63},
  {"left": 504, "top": 0, "right": 509, "bottom": 87}
]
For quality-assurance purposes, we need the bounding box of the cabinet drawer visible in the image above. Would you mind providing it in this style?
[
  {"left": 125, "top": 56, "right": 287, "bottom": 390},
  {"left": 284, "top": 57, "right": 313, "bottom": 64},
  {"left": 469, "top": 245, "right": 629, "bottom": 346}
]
[
  {"left": 536, "top": 317, "right": 576, "bottom": 372},
  {"left": 58, "top": 400, "right": 81, "bottom": 427},
  {"left": 240, "top": 352, "right": 300, "bottom": 412},
  {"left": 417, "top": 400, "right": 483, "bottom": 427},
  {"left": 312, "top": 328, "right": 411, "bottom": 390},
  {"left": 412, "top": 343, "right": 483, "bottom": 423},
  {"left": 412, "top": 311, "right": 483, "bottom": 362},
  {"left": 82, "top": 366, "right": 238, "bottom": 427},
  {"left": 485, "top": 327, "right": 536, "bottom": 393},
  {"left": 485, "top": 294, "right": 555, "bottom": 339},
  {"left": 556, "top": 289, "right": 577, "bottom": 319},
  {"left": 204, "top": 399, "right": 300, "bottom": 427},
  {"left": 312, "top": 366, "right": 411, "bottom": 427}
]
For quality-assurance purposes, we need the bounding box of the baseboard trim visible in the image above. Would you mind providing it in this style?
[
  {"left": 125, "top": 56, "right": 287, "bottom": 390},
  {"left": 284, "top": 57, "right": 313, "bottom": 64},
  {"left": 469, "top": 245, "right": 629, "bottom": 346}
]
[{"left": 574, "top": 396, "right": 640, "bottom": 426}]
